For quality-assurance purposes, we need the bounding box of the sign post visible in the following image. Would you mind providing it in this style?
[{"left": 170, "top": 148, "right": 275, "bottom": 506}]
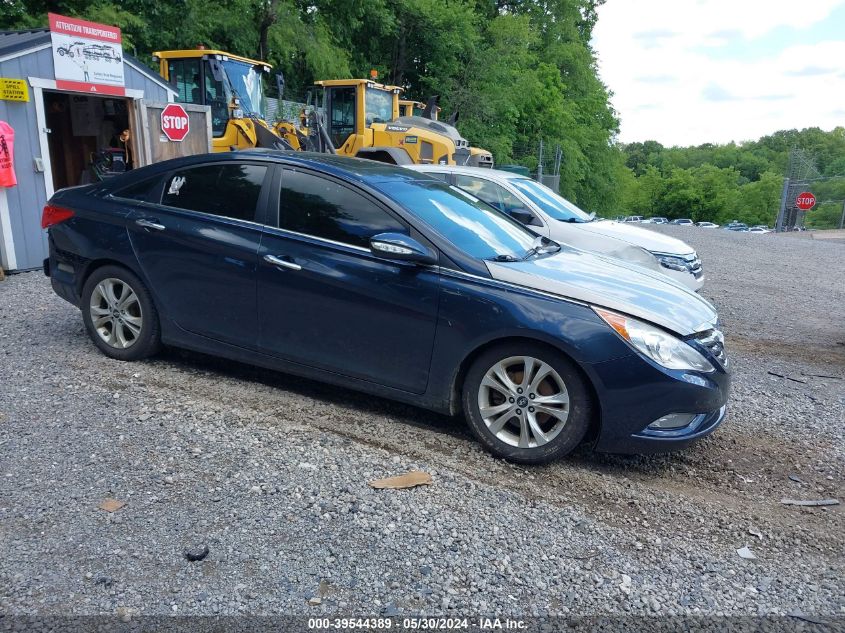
[
  {"left": 795, "top": 192, "right": 816, "bottom": 211},
  {"left": 160, "top": 104, "right": 190, "bottom": 142},
  {"left": 49, "top": 13, "right": 125, "bottom": 96}
]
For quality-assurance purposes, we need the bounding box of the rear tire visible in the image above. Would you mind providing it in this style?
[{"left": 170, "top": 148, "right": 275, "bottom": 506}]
[
  {"left": 462, "top": 342, "right": 593, "bottom": 464},
  {"left": 81, "top": 265, "right": 160, "bottom": 361}
]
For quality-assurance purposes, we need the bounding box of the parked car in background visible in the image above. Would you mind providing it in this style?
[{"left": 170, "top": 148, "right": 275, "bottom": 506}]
[
  {"left": 724, "top": 222, "right": 749, "bottom": 232},
  {"left": 622, "top": 215, "right": 644, "bottom": 223},
  {"left": 407, "top": 165, "right": 704, "bottom": 291},
  {"left": 749, "top": 227, "right": 771, "bottom": 234},
  {"left": 645, "top": 217, "right": 668, "bottom": 224},
  {"left": 42, "top": 151, "right": 729, "bottom": 463},
  {"left": 696, "top": 222, "right": 719, "bottom": 228},
  {"left": 670, "top": 218, "right": 694, "bottom": 226}
]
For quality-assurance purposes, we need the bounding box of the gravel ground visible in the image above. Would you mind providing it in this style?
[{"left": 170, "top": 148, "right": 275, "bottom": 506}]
[{"left": 0, "top": 227, "right": 843, "bottom": 623}]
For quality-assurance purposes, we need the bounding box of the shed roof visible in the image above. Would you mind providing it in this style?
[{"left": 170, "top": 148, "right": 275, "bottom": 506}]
[{"left": 0, "top": 29, "right": 51, "bottom": 59}]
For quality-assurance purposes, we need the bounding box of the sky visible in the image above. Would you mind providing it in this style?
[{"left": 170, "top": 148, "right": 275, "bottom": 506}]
[{"left": 591, "top": 0, "right": 845, "bottom": 147}]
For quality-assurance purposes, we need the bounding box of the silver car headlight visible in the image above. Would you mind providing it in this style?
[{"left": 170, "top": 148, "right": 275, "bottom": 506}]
[
  {"left": 654, "top": 254, "right": 689, "bottom": 272},
  {"left": 594, "top": 308, "right": 714, "bottom": 373}
]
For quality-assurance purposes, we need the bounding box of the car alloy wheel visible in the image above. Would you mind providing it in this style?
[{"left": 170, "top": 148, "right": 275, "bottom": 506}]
[
  {"left": 477, "top": 355, "right": 570, "bottom": 448},
  {"left": 89, "top": 278, "right": 143, "bottom": 349}
]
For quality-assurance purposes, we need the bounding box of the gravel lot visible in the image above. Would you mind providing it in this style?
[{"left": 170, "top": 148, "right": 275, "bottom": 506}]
[{"left": 1, "top": 226, "right": 843, "bottom": 623}]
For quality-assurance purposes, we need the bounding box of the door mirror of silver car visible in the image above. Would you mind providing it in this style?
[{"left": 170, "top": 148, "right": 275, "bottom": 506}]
[
  {"left": 510, "top": 209, "right": 542, "bottom": 227},
  {"left": 370, "top": 233, "right": 438, "bottom": 265}
]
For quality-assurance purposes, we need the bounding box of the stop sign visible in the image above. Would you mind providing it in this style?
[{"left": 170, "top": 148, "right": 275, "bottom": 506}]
[
  {"left": 160, "top": 104, "right": 190, "bottom": 142},
  {"left": 796, "top": 191, "right": 816, "bottom": 211}
]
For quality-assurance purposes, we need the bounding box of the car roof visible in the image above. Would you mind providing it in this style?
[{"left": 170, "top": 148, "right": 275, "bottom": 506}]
[
  {"left": 107, "top": 150, "right": 436, "bottom": 189},
  {"left": 407, "top": 164, "right": 531, "bottom": 182}
]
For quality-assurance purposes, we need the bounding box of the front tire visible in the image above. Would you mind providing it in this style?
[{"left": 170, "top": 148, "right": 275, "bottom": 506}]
[
  {"left": 81, "top": 265, "right": 160, "bottom": 361},
  {"left": 462, "top": 342, "right": 593, "bottom": 464}
]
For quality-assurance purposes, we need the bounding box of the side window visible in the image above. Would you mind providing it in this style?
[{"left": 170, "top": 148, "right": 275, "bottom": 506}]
[
  {"left": 162, "top": 163, "right": 267, "bottom": 222},
  {"left": 279, "top": 170, "right": 407, "bottom": 248},
  {"left": 455, "top": 175, "right": 505, "bottom": 211},
  {"left": 203, "top": 60, "right": 228, "bottom": 138},
  {"left": 423, "top": 171, "right": 450, "bottom": 182},
  {"left": 455, "top": 175, "right": 541, "bottom": 227},
  {"left": 327, "top": 86, "right": 357, "bottom": 149},
  {"left": 111, "top": 175, "right": 164, "bottom": 202},
  {"left": 168, "top": 59, "right": 201, "bottom": 104}
]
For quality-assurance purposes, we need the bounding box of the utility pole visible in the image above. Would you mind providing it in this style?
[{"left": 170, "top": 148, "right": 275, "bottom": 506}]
[
  {"left": 537, "top": 139, "right": 544, "bottom": 183},
  {"left": 775, "top": 178, "right": 789, "bottom": 232},
  {"left": 839, "top": 199, "right": 845, "bottom": 230}
]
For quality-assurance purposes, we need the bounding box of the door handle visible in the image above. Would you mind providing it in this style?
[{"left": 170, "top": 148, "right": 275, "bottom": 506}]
[
  {"left": 264, "top": 254, "right": 302, "bottom": 271},
  {"left": 135, "top": 218, "right": 165, "bottom": 231}
]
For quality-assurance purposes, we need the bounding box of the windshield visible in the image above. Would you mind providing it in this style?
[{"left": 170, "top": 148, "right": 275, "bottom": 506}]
[
  {"left": 221, "top": 60, "right": 265, "bottom": 119},
  {"left": 510, "top": 179, "right": 593, "bottom": 223},
  {"left": 382, "top": 181, "right": 541, "bottom": 261},
  {"left": 365, "top": 87, "right": 394, "bottom": 124}
]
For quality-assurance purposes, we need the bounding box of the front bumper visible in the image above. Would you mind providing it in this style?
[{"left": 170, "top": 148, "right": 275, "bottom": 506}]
[{"left": 586, "top": 351, "right": 730, "bottom": 454}]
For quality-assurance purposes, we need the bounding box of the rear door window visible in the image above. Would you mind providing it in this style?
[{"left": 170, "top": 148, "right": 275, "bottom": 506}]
[
  {"left": 162, "top": 163, "right": 268, "bottom": 222},
  {"left": 111, "top": 175, "right": 164, "bottom": 202},
  {"left": 278, "top": 169, "right": 407, "bottom": 248}
]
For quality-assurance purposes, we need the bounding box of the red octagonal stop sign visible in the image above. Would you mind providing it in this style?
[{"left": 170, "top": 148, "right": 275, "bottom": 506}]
[
  {"left": 161, "top": 104, "right": 190, "bottom": 142},
  {"left": 796, "top": 191, "right": 816, "bottom": 211}
]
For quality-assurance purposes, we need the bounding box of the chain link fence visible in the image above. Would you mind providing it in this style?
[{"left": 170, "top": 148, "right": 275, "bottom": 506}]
[{"left": 501, "top": 140, "right": 563, "bottom": 192}]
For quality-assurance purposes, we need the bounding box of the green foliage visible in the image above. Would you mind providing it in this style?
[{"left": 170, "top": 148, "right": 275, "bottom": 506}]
[
  {"left": 1, "top": 0, "right": 620, "bottom": 211},
  {"left": 619, "top": 128, "right": 845, "bottom": 228}
]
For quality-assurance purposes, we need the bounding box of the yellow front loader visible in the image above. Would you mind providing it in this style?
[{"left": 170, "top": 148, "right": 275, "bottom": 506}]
[
  {"left": 301, "top": 78, "right": 493, "bottom": 167},
  {"left": 152, "top": 48, "right": 290, "bottom": 152}
]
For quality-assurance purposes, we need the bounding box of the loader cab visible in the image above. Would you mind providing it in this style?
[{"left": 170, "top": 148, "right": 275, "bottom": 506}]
[
  {"left": 315, "top": 79, "right": 401, "bottom": 152},
  {"left": 399, "top": 99, "right": 439, "bottom": 120},
  {"left": 153, "top": 49, "right": 271, "bottom": 150}
]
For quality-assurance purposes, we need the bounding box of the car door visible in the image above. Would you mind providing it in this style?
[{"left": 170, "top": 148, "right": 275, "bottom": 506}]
[
  {"left": 257, "top": 167, "right": 440, "bottom": 394},
  {"left": 125, "top": 161, "right": 270, "bottom": 349},
  {"left": 453, "top": 174, "right": 550, "bottom": 237}
]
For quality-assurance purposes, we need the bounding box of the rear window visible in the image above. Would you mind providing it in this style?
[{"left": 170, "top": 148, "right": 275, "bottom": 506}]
[
  {"left": 161, "top": 163, "right": 267, "bottom": 222},
  {"left": 111, "top": 175, "right": 164, "bottom": 202}
]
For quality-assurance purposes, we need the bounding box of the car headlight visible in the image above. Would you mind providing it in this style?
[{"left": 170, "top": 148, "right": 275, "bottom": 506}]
[
  {"left": 594, "top": 308, "right": 714, "bottom": 372},
  {"left": 654, "top": 254, "right": 688, "bottom": 272}
]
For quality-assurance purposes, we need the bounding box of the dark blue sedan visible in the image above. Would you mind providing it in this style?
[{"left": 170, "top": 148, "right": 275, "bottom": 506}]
[{"left": 42, "top": 151, "right": 729, "bottom": 463}]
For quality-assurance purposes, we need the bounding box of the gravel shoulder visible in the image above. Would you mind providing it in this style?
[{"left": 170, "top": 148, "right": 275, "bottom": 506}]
[{"left": 0, "top": 227, "right": 843, "bottom": 619}]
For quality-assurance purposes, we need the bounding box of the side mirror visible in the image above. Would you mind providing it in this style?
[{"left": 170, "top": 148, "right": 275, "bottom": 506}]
[{"left": 370, "top": 233, "right": 437, "bottom": 265}]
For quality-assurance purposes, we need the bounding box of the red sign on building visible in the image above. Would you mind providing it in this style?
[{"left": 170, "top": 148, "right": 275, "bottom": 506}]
[
  {"left": 160, "top": 104, "right": 190, "bottom": 142},
  {"left": 49, "top": 13, "right": 125, "bottom": 96}
]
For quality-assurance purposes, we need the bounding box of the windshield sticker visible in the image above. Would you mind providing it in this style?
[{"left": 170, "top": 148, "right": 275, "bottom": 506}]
[{"left": 168, "top": 176, "right": 186, "bottom": 196}]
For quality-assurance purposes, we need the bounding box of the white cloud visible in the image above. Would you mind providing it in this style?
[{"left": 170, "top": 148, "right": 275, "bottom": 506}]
[{"left": 592, "top": 0, "right": 845, "bottom": 146}]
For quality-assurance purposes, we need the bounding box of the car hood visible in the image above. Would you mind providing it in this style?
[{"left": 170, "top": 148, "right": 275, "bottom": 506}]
[
  {"left": 542, "top": 223, "right": 663, "bottom": 273},
  {"left": 485, "top": 247, "right": 717, "bottom": 336},
  {"left": 576, "top": 221, "right": 694, "bottom": 255}
]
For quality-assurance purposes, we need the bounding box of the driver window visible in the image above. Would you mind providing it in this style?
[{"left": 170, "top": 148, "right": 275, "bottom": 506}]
[
  {"left": 327, "top": 86, "right": 357, "bottom": 149},
  {"left": 202, "top": 60, "right": 228, "bottom": 138},
  {"left": 455, "top": 175, "right": 542, "bottom": 227}
]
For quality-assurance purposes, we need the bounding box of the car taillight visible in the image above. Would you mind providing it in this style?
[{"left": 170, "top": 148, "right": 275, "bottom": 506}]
[{"left": 41, "top": 204, "right": 75, "bottom": 229}]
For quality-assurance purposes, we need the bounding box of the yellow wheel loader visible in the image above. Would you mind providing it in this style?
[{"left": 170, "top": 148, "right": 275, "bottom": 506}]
[
  {"left": 152, "top": 48, "right": 290, "bottom": 152},
  {"left": 307, "top": 78, "right": 493, "bottom": 167},
  {"left": 401, "top": 95, "right": 493, "bottom": 168}
]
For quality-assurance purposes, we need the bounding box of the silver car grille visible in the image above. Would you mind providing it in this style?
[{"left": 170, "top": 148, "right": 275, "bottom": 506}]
[{"left": 696, "top": 328, "right": 727, "bottom": 367}]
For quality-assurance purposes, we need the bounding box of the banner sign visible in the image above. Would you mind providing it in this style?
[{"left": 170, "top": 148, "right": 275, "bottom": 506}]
[
  {"left": 0, "top": 78, "right": 29, "bottom": 102},
  {"left": 48, "top": 13, "right": 125, "bottom": 96}
]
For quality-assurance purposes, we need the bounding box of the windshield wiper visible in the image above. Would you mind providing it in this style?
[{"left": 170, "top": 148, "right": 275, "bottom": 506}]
[{"left": 522, "top": 236, "right": 560, "bottom": 260}]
